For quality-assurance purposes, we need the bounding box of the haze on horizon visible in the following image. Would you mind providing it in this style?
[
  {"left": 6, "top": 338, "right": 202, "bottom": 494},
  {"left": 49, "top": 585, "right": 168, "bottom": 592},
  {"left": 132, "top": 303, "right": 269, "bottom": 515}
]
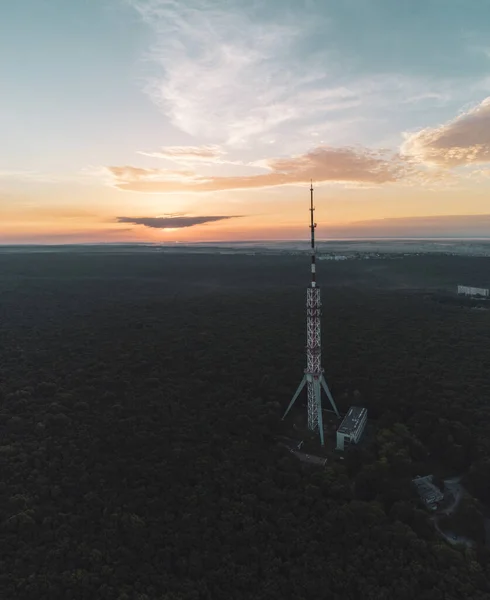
[{"left": 2, "top": 0, "right": 490, "bottom": 244}]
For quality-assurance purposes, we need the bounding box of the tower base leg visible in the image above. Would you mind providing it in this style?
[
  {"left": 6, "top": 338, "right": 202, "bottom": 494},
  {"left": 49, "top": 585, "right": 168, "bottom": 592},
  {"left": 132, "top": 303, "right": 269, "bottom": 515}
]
[
  {"left": 313, "top": 379, "right": 325, "bottom": 446},
  {"left": 282, "top": 376, "right": 306, "bottom": 420},
  {"left": 282, "top": 373, "right": 338, "bottom": 447}
]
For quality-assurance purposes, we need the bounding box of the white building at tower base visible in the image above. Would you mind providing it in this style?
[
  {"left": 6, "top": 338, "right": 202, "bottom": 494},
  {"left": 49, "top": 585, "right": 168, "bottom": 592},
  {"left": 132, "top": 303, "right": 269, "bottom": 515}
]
[{"left": 336, "top": 406, "right": 367, "bottom": 451}]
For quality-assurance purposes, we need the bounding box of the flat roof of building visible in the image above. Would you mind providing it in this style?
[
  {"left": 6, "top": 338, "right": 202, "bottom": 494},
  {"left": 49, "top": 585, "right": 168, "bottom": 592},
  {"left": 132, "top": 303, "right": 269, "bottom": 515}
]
[{"left": 337, "top": 406, "right": 367, "bottom": 435}]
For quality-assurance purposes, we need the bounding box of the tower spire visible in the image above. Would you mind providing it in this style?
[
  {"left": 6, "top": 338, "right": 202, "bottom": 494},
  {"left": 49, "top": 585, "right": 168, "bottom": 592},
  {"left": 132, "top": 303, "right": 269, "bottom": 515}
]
[
  {"left": 282, "top": 183, "right": 340, "bottom": 445},
  {"left": 310, "top": 180, "right": 316, "bottom": 288}
]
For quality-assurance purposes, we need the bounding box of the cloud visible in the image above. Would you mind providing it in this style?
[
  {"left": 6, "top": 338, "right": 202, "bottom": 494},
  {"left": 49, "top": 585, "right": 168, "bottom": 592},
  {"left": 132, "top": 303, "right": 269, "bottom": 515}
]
[
  {"left": 0, "top": 168, "right": 110, "bottom": 185},
  {"left": 109, "top": 166, "right": 196, "bottom": 181},
  {"left": 402, "top": 97, "right": 490, "bottom": 167},
  {"left": 107, "top": 145, "right": 409, "bottom": 192},
  {"left": 401, "top": 92, "right": 451, "bottom": 106},
  {"left": 137, "top": 144, "right": 248, "bottom": 166},
  {"left": 0, "top": 170, "right": 77, "bottom": 184},
  {"left": 116, "top": 214, "right": 243, "bottom": 229},
  {"left": 129, "top": 0, "right": 367, "bottom": 145},
  {"left": 469, "top": 167, "right": 490, "bottom": 179},
  {"left": 138, "top": 145, "right": 225, "bottom": 163},
  {"left": 0, "top": 170, "right": 37, "bottom": 179},
  {"left": 128, "top": 1, "right": 483, "bottom": 152}
]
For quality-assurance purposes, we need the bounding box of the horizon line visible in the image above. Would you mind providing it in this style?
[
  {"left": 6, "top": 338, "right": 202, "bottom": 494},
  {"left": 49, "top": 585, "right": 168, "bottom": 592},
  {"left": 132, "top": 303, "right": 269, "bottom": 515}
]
[{"left": 2, "top": 236, "right": 490, "bottom": 247}]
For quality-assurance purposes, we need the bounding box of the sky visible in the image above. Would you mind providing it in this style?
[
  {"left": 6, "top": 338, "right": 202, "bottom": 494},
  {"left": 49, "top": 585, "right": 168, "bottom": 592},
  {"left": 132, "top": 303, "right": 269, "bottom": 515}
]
[{"left": 2, "top": 0, "right": 490, "bottom": 243}]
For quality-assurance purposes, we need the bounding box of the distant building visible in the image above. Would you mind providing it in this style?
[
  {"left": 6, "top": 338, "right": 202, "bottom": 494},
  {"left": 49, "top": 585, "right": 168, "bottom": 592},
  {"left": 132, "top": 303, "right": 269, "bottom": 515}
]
[
  {"left": 412, "top": 475, "right": 443, "bottom": 510},
  {"left": 458, "top": 285, "right": 489, "bottom": 297},
  {"left": 318, "top": 255, "right": 348, "bottom": 261},
  {"left": 336, "top": 406, "right": 367, "bottom": 451}
]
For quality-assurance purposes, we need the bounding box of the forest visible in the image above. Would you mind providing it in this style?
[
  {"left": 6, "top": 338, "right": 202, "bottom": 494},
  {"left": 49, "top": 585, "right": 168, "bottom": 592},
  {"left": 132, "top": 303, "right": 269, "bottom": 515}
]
[{"left": 1, "top": 250, "right": 490, "bottom": 599}]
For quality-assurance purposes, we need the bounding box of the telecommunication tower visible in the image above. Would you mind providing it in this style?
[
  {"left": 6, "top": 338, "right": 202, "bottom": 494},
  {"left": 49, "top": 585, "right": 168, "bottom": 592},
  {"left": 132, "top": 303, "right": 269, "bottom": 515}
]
[{"left": 282, "top": 183, "right": 340, "bottom": 445}]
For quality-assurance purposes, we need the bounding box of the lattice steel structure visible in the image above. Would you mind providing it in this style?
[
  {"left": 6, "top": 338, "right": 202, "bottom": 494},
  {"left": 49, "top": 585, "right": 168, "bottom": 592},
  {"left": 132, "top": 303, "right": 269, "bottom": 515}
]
[{"left": 282, "top": 183, "right": 340, "bottom": 445}]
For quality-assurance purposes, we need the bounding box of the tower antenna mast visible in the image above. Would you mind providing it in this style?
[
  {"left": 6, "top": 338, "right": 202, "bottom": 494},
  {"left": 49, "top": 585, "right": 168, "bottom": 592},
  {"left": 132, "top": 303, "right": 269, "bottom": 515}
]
[{"left": 282, "top": 182, "right": 340, "bottom": 445}]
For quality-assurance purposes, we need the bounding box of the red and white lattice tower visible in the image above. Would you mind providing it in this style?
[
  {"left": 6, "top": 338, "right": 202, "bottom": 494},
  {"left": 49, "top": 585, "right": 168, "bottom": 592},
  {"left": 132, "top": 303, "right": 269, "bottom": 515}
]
[{"left": 282, "top": 183, "right": 340, "bottom": 445}]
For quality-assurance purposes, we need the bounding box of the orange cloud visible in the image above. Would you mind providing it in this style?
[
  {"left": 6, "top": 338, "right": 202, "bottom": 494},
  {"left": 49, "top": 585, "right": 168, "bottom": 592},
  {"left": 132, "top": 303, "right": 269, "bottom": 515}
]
[
  {"left": 107, "top": 145, "right": 409, "bottom": 193},
  {"left": 108, "top": 166, "right": 196, "bottom": 181},
  {"left": 402, "top": 97, "right": 490, "bottom": 167}
]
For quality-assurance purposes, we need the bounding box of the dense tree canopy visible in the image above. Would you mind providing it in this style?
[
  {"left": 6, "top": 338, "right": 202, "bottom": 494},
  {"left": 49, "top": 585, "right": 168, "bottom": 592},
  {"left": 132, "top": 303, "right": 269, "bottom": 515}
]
[{"left": 0, "top": 251, "right": 490, "bottom": 599}]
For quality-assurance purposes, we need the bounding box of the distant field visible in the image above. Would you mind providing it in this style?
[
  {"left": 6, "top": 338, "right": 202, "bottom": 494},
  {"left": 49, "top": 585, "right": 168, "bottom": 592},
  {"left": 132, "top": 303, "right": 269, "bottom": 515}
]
[
  {"left": 0, "top": 251, "right": 488, "bottom": 291},
  {"left": 0, "top": 252, "right": 488, "bottom": 341},
  {"left": 1, "top": 238, "right": 490, "bottom": 256}
]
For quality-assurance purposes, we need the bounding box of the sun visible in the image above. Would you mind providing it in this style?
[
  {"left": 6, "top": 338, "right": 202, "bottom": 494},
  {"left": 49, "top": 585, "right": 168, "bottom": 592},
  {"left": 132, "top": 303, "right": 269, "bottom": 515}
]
[{"left": 161, "top": 227, "right": 178, "bottom": 232}]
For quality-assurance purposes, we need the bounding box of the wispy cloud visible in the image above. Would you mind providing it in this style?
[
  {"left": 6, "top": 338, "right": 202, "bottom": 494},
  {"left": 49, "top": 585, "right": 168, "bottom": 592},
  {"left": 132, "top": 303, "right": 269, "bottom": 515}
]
[
  {"left": 117, "top": 214, "right": 243, "bottom": 229},
  {"left": 333, "top": 214, "right": 490, "bottom": 238},
  {"left": 401, "top": 92, "right": 451, "bottom": 106},
  {"left": 137, "top": 144, "right": 248, "bottom": 166},
  {"left": 128, "top": 0, "right": 390, "bottom": 146},
  {"left": 109, "top": 165, "right": 196, "bottom": 181},
  {"left": 402, "top": 96, "right": 490, "bottom": 167},
  {"left": 0, "top": 170, "right": 74, "bottom": 183},
  {"left": 0, "top": 170, "right": 37, "bottom": 179},
  {"left": 107, "top": 145, "right": 410, "bottom": 192},
  {"left": 138, "top": 144, "right": 226, "bottom": 163},
  {"left": 0, "top": 168, "right": 109, "bottom": 185},
  {"left": 129, "top": 0, "right": 478, "bottom": 156}
]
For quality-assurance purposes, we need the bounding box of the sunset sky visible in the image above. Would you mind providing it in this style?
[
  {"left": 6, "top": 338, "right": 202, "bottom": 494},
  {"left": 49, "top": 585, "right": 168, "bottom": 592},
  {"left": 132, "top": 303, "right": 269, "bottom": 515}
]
[{"left": 2, "top": 0, "right": 490, "bottom": 243}]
